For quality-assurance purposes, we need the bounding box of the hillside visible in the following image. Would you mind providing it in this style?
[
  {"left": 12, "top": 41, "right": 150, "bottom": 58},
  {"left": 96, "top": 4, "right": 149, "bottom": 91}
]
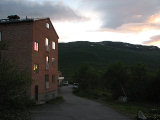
[{"left": 58, "top": 41, "right": 160, "bottom": 81}]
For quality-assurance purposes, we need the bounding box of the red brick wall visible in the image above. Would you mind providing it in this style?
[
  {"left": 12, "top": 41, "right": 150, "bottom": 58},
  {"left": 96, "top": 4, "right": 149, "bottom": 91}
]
[
  {"left": 0, "top": 22, "right": 33, "bottom": 73},
  {"left": 0, "top": 18, "right": 59, "bottom": 100},
  {"left": 31, "top": 18, "right": 58, "bottom": 97}
]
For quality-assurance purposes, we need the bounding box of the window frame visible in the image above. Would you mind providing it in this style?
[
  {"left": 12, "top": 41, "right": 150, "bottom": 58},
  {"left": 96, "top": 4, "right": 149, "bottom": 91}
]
[
  {"left": 34, "top": 42, "right": 39, "bottom": 51},
  {"left": 33, "top": 64, "right": 39, "bottom": 73},
  {"left": 46, "top": 56, "right": 49, "bottom": 63},
  {"left": 52, "top": 58, "right": 55, "bottom": 66},
  {"left": 52, "top": 41, "right": 55, "bottom": 50},
  {"left": 45, "top": 38, "right": 49, "bottom": 46},
  {"left": 45, "top": 56, "right": 49, "bottom": 70},
  {"left": 45, "top": 38, "right": 49, "bottom": 51},
  {"left": 46, "top": 23, "right": 49, "bottom": 29}
]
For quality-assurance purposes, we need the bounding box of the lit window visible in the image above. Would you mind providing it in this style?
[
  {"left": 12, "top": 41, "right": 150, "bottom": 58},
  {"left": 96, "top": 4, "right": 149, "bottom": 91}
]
[
  {"left": 46, "top": 56, "right": 49, "bottom": 70},
  {"left": 52, "top": 58, "right": 55, "bottom": 66},
  {"left": 45, "top": 38, "right": 48, "bottom": 46},
  {"left": 52, "top": 41, "right": 55, "bottom": 50},
  {"left": 34, "top": 42, "right": 38, "bottom": 51},
  {"left": 0, "top": 32, "right": 1, "bottom": 41},
  {"left": 46, "top": 56, "right": 49, "bottom": 63},
  {"left": 46, "top": 23, "right": 49, "bottom": 29},
  {"left": 45, "top": 38, "right": 49, "bottom": 51},
  {"left": 33, "top": 64, "right": 39, "bottom": 73},
  {"left": 45, "top": 75, "right": 49, "bottom": 89}
]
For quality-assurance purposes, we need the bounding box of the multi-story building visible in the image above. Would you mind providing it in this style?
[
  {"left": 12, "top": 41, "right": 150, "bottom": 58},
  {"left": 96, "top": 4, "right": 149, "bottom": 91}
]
[{"left": 0, "top": 15, "right": 59, "bottom": 102}]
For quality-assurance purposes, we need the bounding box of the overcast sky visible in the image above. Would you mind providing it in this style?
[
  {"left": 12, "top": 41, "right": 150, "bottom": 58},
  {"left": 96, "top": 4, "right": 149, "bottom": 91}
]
[{"left": 1, "top": 0, "right": 160, "bottom": 47}]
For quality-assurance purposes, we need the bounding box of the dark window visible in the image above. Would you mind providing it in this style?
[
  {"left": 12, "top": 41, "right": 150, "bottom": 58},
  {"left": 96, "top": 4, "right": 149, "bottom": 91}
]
[
  {"left": 35, "top": 85, "right": 38, "bottom": 101},
  {"left": 52, "top": 75, "right": 55, "bottom": 83},
  {"left": 52, "top": 58, "right": 55, "bottom": 66}
]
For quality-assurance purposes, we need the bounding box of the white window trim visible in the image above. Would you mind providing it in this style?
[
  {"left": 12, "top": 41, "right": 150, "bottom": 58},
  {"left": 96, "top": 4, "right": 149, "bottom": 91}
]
[
  {"left": 46, "top": 23, "right": 49, "bottom": 29},
  {"left": 52, "top": 41, "right": 55, "bottom": 50},
  {"left": 45, "top": 38, "right": 49, "bottom": 46}
]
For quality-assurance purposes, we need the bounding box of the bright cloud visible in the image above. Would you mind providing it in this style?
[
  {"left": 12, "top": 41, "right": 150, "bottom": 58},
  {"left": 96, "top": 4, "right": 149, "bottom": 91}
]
[
  {"left": 147, "top": 12, "right": 160, "bottom": 24},
  {"left": 143, "top": 35, "right": 160, "bottom": 47}
]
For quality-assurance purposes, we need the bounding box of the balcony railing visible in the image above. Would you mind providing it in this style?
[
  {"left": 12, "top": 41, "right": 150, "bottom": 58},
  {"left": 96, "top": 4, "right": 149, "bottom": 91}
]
[
  {"left": 46, "top": 45, "right": 49, "bottom": 52},
  {"left": 46, "top": 62, "right": 49, "bottom": 70}
]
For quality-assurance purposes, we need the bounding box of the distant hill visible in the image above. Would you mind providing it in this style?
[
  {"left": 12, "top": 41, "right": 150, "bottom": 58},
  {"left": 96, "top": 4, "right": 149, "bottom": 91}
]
[{"left": 58, "top": 41, "right": 160, "bottom": 81}]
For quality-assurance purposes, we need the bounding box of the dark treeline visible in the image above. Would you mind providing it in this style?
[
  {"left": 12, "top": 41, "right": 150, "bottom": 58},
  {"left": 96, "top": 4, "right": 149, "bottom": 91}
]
[
  {"left": 73, "top": 62, "right": 160, "bottom": 103},
  {"left": 0, "top": 42, "right": 33, "bottom": 120}
]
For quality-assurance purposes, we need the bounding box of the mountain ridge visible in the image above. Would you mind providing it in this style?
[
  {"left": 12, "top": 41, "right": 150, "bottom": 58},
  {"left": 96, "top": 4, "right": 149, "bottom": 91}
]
[{"left": 58, "top": 41, "right": 160, "bottom": 80}]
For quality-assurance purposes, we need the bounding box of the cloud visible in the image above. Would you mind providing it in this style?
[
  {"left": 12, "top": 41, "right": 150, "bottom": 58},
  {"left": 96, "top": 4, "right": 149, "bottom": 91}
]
[
  {"left": 81, "top": 0, "right": 160, "bottom": 29},
  {"left": 147, "top": 13, "right": 160, "bottom": 24},
  {"left": 0, "top": 0, "right": 87, "bottom": 21},
  {"left": 97, "top": 12, "right": 160, "bottom": 34},
  {"left": 143, "top": 35, "right": 160, "bottom": 46}
]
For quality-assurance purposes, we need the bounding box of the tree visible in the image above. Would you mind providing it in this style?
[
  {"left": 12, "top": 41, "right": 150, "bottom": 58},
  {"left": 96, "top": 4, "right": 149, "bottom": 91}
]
[
  {"left": 103, "top": 62, "right": 129, "bottom": 99},
  {"left": 0, "top": 60, "right": 32, "bottom": 120},
  {"left": 147, "top": 69, "right": 160, "bottom": 102},
  {"left": 73, "top": 63, "right": 99, "bottom": 90},
  {"left": 126, "top": 63, "right": 149, "bottom": 101}
]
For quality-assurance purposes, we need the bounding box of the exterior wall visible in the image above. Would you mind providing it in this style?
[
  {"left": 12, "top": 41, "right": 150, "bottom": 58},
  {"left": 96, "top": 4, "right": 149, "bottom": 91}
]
[
  {"left": 31, "top": 18, "right": 58, "bottom": 102},
  {"left": 0, "top": 18, "right": 59, "bottom": 102},
  {"left": 0, "top": 22, "right": 33, "bottom": 73}
]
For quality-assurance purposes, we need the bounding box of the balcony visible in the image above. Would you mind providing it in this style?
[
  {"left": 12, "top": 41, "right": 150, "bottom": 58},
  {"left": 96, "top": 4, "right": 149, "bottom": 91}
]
[
  {"left": 46, "top": 62, "right": 49, "bottom": 70},
  {"left": 46, "top": 45, "right": 50, "bottom": 52}
]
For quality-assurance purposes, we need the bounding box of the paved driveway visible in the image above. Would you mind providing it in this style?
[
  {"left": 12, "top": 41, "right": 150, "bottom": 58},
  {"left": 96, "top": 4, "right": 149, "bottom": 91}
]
[{"left": 32, "top": 86, "right": 131, "bottom": 120}]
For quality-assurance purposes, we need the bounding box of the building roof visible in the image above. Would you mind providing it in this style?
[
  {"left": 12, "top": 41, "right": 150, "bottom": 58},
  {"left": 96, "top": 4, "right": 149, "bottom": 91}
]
[
  {"left": 0, "top": 16, "right": 59, "bottom": 38},
  {"left": 0, "top": 15, "right": 34, "bottom": 24},
  {"left": 0, "top": 17, "right": 52, "bottom": 24}
]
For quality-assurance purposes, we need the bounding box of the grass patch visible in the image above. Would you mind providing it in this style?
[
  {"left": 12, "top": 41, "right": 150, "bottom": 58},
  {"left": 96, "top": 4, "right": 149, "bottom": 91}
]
[
  {"left": 105, "top": 101, "right": 152, "bottom": 119},
  {"left": 47, "top": 96, "right": 65, "bottom": 104}
]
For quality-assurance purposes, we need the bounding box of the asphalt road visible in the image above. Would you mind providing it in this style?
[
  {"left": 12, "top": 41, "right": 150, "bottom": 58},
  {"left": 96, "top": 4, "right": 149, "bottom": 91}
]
[{"left": 32, "top": 86, "right": 131, "bottom": 120}]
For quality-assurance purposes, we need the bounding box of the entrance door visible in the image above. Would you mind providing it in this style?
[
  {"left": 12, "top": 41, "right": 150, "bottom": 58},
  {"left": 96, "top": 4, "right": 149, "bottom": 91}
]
[{"left": 35, "top": 85, "right": 38, "bottom": 101}]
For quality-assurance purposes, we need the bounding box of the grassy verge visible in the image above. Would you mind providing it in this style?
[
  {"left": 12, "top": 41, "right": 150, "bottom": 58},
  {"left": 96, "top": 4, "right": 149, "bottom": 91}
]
[
  {"left": 74, "top": 89, "right": 158, "bottom": 120},
  {"left": 105, "top": 101, "right": 152, "bottom": 119}
]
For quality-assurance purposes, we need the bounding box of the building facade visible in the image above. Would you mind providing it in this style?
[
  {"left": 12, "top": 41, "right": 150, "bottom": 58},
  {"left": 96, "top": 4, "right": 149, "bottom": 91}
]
[{"left": 0, "top": 16, "right": 59, "bottom": 102}]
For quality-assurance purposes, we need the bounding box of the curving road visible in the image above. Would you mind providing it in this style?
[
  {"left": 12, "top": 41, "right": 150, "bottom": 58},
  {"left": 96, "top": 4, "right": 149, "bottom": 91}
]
[{"left": 32, "top": 86, "right": 131, "bottom": 120}]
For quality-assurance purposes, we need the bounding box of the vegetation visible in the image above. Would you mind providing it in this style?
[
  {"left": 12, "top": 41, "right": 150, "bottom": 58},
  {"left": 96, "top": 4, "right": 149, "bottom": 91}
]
[
  {"left": 73, "top": 62, "right": 160, "bottom": 119},
  {"left": 0, "top": 60, "right": 33, "bottom": 120},
  {"left": 59, "top": 41, "right": 160, "bottom": 82},
  {"left": 59, "top": 41, "right": 160, "bottom": 118},
  {"left": 0, "top": 38, "right": 33, "bottom": 119}
]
